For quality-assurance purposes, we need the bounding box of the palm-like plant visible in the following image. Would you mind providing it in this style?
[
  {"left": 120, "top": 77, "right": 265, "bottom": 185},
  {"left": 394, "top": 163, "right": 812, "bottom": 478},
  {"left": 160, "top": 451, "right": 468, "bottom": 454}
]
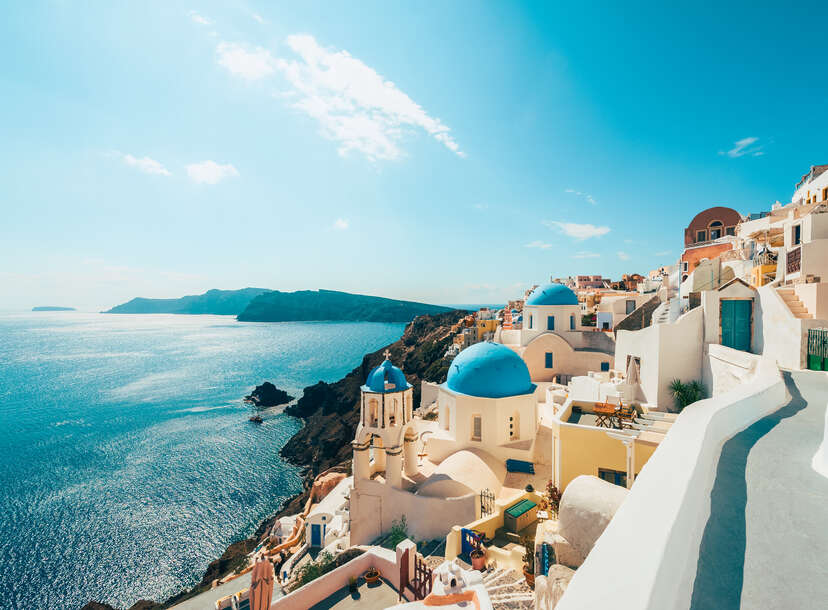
[{"left": 669, "top": 379, "right": 707, "bottom": 412}]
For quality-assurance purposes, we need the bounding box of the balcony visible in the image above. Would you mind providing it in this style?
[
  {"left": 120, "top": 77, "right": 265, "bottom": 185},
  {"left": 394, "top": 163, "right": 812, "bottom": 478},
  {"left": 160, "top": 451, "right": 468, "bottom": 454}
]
[{"left": 787, "top": 246, "right": 801, "bottom": 274}]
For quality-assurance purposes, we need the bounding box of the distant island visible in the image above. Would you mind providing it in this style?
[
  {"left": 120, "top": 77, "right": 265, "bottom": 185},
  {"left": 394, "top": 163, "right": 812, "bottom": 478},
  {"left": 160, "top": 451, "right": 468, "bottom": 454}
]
[
  {"left": 237, "top": 289, "right": 454, "bottom": 323},
  {"left": 103, "top": 288, "right": 269, "bottom": 315},
  {"left": 32, "top": 306, "right": 76, "bottom": 311}
]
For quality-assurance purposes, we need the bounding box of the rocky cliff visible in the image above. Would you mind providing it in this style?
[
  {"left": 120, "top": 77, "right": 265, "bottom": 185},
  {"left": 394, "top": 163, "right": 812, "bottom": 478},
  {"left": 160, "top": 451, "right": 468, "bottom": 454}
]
[{"left": 279, "top": 309, "right": 464, "bottom": 476}]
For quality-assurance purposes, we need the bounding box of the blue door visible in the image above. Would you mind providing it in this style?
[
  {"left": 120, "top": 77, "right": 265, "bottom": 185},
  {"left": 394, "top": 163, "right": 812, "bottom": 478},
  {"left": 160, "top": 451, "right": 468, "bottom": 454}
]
[
  {"left": 547, "top": 316, "right": 555, "bottom": 331},
  {"left": 310, "top": 523, "right": 322, "bottom": 547},
  {"left": 721, "top": 300, "right": 751, "bottom": 352}
]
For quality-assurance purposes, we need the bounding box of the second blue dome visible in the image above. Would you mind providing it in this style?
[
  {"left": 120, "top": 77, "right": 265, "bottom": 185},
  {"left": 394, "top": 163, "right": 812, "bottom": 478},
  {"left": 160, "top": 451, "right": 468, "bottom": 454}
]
[
  {"left": 446, "top": 342, "right": 535, "bottom": 398},
  {"left": 525, "top": 283, "right": 578, "bottom": 306}
]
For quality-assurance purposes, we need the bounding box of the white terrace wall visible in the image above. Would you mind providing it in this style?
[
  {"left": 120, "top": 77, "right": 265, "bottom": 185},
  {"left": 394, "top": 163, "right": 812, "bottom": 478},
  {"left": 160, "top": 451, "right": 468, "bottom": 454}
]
[
  {"left": 269, "top": 547, "right": 404, "bottom": 610},
  {"left": 556, "top": 353, "right": 788, "bottom": 610},
  {"left": 614, "top": 306, "right": 703, "bottom": 408},
  {"left": 754, "top": 284, "right": 826, "bottom": 369},
  {"left": 350, "top": 478, "right": 477, "bottom": 545}
]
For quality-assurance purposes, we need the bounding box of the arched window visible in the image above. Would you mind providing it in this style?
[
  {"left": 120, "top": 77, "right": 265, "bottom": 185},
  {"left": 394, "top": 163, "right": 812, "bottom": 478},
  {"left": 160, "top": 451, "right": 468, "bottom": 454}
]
[
  {"left": 709, "top": 220, "right": 723, "bottom": 240},
  {"left": 389, "top": 398, "right": 399, "bottom": 426},
  {"left": 369, "top": 399, "right": 379, "bottom": 427}
]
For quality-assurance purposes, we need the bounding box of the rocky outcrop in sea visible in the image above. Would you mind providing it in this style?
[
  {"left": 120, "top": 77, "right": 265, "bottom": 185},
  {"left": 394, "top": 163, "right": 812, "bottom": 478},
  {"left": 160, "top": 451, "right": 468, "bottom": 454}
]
[{"left": 244, "top": 382, "right": 294, "bottom": 408}]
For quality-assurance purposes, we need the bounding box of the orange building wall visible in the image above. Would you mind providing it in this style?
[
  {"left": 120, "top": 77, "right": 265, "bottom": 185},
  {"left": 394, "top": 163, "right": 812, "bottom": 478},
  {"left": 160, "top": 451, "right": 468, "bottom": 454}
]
[{"left": 680, "top": 243, "right": 733, "bottom": 278}]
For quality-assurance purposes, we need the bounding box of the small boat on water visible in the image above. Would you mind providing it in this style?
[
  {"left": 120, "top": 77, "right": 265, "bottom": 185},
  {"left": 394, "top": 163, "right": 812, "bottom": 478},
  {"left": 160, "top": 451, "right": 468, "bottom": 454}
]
[{"left": 249, "top": 414, "right": 264, "bottom": 423}]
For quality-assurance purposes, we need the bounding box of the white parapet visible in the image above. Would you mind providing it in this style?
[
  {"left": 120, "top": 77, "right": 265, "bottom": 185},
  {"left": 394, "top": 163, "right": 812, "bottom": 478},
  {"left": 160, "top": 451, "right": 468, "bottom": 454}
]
[{"left": 557, "top": 353, "right": 789, "bottom": 610}]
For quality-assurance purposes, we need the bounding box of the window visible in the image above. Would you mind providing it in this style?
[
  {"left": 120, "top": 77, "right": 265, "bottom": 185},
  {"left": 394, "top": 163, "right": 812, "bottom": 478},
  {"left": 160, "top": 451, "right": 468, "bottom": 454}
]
[
  {"left": 599, "top": 468, "right": 627, "bottom": 488},
  {"left": 625, "top": 299, "right": 636, "bottom": 314},
  {"left": 822, "top": 187, "right": 828, "bottom": 201},
  {"left": 682, "top": 261, "right": 689, "bottom": 272},
  {"left": 471, "top": 415, "right": 482, "bottom": 441},
  {"left": 793, "top": 224, "right": 802, "bottom": 246},
  {"left": 696, "top": 229, "right": 707, "bottom": 242},
  {"left": 509, "top": 412, "right": 520, "bottom": 441},
  {"left": 570, "top": 315, "right": 575, "bottom": 330},
  {"left": 369, "top": 399, "right": 379, "bottom": 427},
  {"left": 709, "top": 220, "right": 722, "bottom": 240},
  {"left": 528, "top": 315, "right": 533, "bottom": 330},
  {"left": 547, "top": 316, "right": 555, "bottom": 331},
  {"left": 726, "top": 226, "right": 735, "bottom": 236},
  {"left": 545, "top": 352, "right": 554, "bottom": 368},
  {"left": 600, "top": 362, "right": 610, "bottom": 372}
]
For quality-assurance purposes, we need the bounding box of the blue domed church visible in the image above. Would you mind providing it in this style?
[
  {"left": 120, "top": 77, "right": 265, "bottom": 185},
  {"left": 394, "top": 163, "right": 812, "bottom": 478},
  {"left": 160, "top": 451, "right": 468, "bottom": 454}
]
[
  {"left": 500, "top": 282, "right": 615, "bottom": 384},
  {"left": 349, "top": 344, "right": 553, "bottom": 546}
]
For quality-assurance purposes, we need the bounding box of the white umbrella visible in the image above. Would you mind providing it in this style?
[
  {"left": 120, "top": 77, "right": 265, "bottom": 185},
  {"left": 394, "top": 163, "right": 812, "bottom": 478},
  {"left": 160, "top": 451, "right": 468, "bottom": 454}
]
[{"left": 626, "top": 357, "right": 640, "bottom": 386}]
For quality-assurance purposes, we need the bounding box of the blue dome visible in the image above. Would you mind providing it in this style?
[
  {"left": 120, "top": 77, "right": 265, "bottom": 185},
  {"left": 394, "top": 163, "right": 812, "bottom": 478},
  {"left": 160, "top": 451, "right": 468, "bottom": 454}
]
[
  {"left": 446, "top": 342, "right": 535, "bottom": 398},
  {"left": 526, "top": 283, "right": 578, "bottom": 306},
  {"left": 364, "top": 357, "right": 411, "bottom": 393}
]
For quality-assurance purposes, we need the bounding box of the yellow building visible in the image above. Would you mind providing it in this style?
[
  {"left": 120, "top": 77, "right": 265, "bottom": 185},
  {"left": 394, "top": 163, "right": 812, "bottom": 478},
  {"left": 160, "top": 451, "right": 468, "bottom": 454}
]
[
  {"left": 476, "top": 318, "right": 499, "bottom": 341},
  {"left": 546, "top": 399, "right": 674, "bottom": 491}
]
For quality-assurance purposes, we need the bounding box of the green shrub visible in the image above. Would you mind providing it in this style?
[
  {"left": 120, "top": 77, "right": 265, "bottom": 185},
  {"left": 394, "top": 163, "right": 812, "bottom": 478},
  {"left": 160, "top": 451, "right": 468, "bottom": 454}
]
[
  {"left": 387, "top": 515, "right": 409, "bottom": 549},
  {"left": 669, "top": 379, "right": 707, "bottom": 411}
]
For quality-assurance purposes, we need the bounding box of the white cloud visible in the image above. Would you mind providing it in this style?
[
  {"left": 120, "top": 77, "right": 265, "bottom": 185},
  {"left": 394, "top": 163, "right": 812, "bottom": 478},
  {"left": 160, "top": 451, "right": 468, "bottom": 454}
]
[
  {"left": 216, "top": 42, "right": 276, "bottom": 80},
  {"left": 719, "top": 136, "right": 765, "bottom": 158},
  {"left": 544, "top": 221, "right": 610, "bottom": 240},
  {"left": 565, "top": 188, "right": 596, "bottom": 205},
  {"left": 617, "top": 251, "right": 630, "bottom": 261},
  {"left": 274, "top": 34, "right": 463, "bottom": 161},
  {"left": 333, "top": 218, "right": 349, "bottom": 230},
  {"left": 121, "top": 154, "right": 171, "bottom": 176},
  {"left": 251, "top": 13, "right": 266, "bottom": 24},
  {"left": 186, "top": 160, "right": 239, "bottom": 184},
  {"left": 189, "top": 11, "right": 212, "bottom": 26},
  {"left": 572, "top": 251, "right": 600, "bottom": 259},
  {"left": 525, "top": 240, "right": 553, "bottom": 249}
]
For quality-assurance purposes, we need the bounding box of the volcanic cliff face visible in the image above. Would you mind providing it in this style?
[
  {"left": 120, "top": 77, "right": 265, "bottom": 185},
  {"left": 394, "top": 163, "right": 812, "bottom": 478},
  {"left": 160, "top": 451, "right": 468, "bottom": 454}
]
[{"left": 279, "top": 309, "right": 464, "bottom": 477}]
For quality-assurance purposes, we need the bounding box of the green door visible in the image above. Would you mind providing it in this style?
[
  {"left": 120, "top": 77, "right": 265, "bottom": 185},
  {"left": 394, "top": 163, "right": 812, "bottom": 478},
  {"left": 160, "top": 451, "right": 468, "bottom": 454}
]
[
  {"left": 721, "top": 300, "right": 751, "bottom": 352},
  {"left": 808, "top": 329, "right": 828, "bottom": 371}
]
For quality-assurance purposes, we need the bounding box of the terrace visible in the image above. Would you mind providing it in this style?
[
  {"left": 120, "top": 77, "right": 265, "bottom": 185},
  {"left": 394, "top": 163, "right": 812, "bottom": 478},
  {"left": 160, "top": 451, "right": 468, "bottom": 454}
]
[{"left": 308, "top": 578, "right": 399, "bottom": 610}]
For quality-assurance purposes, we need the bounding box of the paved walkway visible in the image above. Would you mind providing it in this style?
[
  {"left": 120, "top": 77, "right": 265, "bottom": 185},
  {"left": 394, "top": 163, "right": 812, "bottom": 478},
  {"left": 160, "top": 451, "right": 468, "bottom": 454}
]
[
  {"left": 170, "top": 571, "right": 282, "bottom": 610},
  {"left": 691, "top": 371, "right": 828, "bottom": 610}
]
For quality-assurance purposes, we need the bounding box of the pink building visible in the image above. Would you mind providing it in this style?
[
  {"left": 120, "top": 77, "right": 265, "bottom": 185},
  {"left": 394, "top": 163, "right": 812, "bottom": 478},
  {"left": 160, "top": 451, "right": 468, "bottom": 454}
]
[{"left": 575, "top": 275, "right": 609, "bottom": 289}]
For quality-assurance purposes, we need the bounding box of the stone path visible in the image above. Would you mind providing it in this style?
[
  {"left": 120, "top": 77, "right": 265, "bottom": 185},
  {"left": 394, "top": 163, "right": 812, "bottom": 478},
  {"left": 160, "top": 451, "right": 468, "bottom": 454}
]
[{"left": 691, "top": 371, "right": 828, "bottom": 610}]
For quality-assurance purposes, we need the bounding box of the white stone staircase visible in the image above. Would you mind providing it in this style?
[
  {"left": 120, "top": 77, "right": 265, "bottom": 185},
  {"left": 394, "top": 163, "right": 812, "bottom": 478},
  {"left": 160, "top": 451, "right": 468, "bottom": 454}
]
[
  {"left": 778, "top": 287, "right": 813, "bottom": 319},
  {"left": 482, "top": 567, "right": 534, "bottom": 609}
]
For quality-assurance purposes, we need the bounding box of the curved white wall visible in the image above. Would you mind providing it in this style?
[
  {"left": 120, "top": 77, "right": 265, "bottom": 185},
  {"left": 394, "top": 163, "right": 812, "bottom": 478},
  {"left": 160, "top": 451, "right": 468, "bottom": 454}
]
[{"left": 557, "top": 354, "right": 788, "bottom": 610}]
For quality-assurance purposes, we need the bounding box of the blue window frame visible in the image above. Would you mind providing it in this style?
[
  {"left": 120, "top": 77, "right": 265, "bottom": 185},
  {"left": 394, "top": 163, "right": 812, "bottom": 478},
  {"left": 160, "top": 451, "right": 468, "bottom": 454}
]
[
  {"left": 600, "top": 362, "right": 610, "bottom": 372},
  {"left": 547, "top": 316, "right": 555, "bottom": 331},
  {"left": 545, "top": 352, "right": 554, "bottom": 368},
  {"left": 570, "top": 315, "right": 575, "bottom": 330}
]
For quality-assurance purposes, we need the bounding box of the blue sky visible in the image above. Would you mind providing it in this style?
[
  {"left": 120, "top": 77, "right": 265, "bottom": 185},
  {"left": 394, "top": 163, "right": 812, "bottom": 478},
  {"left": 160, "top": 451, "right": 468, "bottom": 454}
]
[{"left": 1, "top": 2, "right": 827, "bottom": 311}]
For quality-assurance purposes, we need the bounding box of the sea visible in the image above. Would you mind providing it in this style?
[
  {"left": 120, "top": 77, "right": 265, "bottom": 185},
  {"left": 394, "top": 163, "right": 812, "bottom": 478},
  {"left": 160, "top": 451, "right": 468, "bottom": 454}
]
[{"left": 0, "top": 312, "right": 405, "bottom": 609}]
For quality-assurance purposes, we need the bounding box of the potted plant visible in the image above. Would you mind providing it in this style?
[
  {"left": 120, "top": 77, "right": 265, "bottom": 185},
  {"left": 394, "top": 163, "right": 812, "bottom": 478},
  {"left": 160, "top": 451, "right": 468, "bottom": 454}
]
[
  {"left": 546, "top": 481, "right": 562, "bottom": 518},
  {"left": 348, "top": 575, "right": 358, "bottom": 593},
  {"left": 521, "top": 537, "right": 535, "bottom": 589},
  {"left": 364, "top": 566, "right": 380, "bottom": 584},
  {"left": 470, "top": 546, "right": 487, "bottom": 571}
]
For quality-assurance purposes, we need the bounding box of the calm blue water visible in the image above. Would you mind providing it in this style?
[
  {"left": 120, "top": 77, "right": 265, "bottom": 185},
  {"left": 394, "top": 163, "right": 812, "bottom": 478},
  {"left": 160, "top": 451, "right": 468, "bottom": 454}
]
[{"left": 0, "top": 313, "right": 403, "bottom": 609}]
